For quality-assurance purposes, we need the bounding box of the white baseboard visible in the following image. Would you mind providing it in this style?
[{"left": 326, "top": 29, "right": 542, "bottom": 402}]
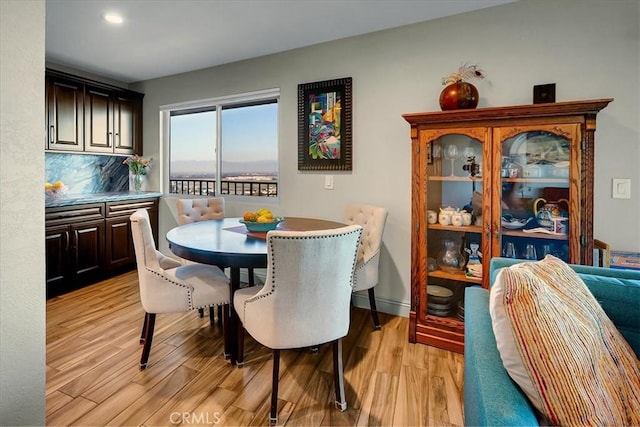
[{"left": 351, "top": 291, "right": 410, "bottom": 318}]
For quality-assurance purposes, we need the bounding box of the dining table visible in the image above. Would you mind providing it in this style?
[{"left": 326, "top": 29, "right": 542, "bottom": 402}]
[{"left": 166, "top": 216, "right": 347, "bottom": 365}]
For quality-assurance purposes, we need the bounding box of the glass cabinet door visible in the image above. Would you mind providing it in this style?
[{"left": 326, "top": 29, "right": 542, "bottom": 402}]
[
  {"left": 422, "top": 129, "right": 486, "bottom": 322},
  {"left": 494, "top": 125, "right": 580, "bottom": 264}
]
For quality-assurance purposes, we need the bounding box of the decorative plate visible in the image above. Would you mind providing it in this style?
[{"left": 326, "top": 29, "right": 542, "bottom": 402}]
[
  {"left": 239, "top": 218, "right": 284, "bottom": 232},
  {"left": 501, "top": 217, "right": 533, "bottom": 230},
  {"left": 426, "top": 285, "right": 453, "bottom": 298}
]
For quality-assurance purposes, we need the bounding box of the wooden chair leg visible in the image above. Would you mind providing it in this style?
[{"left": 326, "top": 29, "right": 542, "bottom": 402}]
[
  {"left": 333, "top": 339, "right": 347, "bottom": 411},
  {"left": 198, "top": 308, "right": 204, "bottom": 318},
  {"left": 140, "top": 313, "right": 156, "bottom": 370},
  {"left": 270, "top": 349, "right": 281, "bottom": 424},
  {"left": 222, "top": 304, "right": 231, "bottom": 359},
  {"left": 368, "top": 288, "right": 382, "bottom": 329},
  {"left": 248, "top": 268, "right": 255, "bottom": 287},
  {"left": 209, "top": 306, "right": 215, "bottom": 326},
  {"left": 140, "top": 311, "right": 149, "bottom": 344},
  {"left": 236, "top": 316, "right": 245, "bottom": 366},
  {"left": 217, "top": 305, "right": 223, "bottom": 327}
]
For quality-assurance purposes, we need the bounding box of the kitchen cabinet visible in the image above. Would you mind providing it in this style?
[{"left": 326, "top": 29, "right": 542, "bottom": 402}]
[
  {"left": 45, "top": 69, "right": 144, "bottom": 155},
  {"left": 46, "top": 197, "right": 158, "bottom": 297},
  {"left": 45, "top": 74, "right": 84, "bottom": 151},
  {"left": 85, "top": 85, "right": 143, "bottom": 154},
  {"left": 105, "top": 199, "right": 158, "bottom": 270},
  {"left": 402, "top": 98, "right": 612, "bottom": 353}
]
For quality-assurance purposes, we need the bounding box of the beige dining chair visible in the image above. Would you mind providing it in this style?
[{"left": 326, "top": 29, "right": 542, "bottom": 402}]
[
  {"left": 233, "top": 225, "right": 363, "bottom": 424},
  {"left": 344, "top": 204, "right": 389, "bottom": 329},
  {"left": 130, "top": 209, "right": 230, "bottom": 369},
  {"left": 177, "top": 197, "right": 256, "bottom": 324},
  {"left": 176, "top": 197, "right": 259, "bottom": 286}
]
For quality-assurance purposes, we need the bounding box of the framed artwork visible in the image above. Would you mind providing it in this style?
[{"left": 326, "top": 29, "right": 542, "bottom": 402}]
[{"left": 298, "top": 77, "right": 352, "bottom": 171}]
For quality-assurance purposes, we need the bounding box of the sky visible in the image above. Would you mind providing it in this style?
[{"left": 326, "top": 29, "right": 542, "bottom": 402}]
[{"left": 170, "top": 103, "right": 278, "bottom": 165}]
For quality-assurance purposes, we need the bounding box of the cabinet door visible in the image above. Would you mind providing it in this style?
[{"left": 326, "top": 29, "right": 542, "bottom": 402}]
[
  {"left": 416, "top": 127, "right": 490, "bottom": 329},
  {"left": 46, "top": 224, "right": 70, "bottom": 296},
  {"left": 46, "top": 76, "right": 84, "bottom": 151},
  {"left": 85, "top": 86, "right": 114, "bottom": 153},
  {"left": 105, "top": 216, "right": 134, "bottom": 270},
  {"left": 113, "top": 94, "right": 141, "bottom": 154},
  {"left": 492, "top": 124, "right": 581, "bottom": 264},
  {"left": 70, "top": 219, "right": 105, "bottom": 281}
]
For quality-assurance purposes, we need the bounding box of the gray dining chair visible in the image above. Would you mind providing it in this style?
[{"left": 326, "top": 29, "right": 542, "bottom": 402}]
[
  {"left": 130, "top": 208, "right": 230, "bottom": 369},
  {"left": 344, "top": 204, "right": 389, "bottom": 329},
  {"left": 233, "top": 225, "right": 363, "bottom": 424}
]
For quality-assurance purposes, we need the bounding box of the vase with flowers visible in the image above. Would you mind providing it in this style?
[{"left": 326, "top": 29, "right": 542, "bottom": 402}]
[
  {"left": 123, "top": 154, "right": 151, "bottom": 191},
  {"left": 440, "top": 63, "right": 485, "bottom": 111}
]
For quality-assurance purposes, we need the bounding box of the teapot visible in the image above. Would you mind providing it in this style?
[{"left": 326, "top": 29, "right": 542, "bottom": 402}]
[
  {"left": 533, "top": 198, "right": 568, "bottom": 229},
  {"left": 438, "top": 206, "right": 457, "bottom": 226}
]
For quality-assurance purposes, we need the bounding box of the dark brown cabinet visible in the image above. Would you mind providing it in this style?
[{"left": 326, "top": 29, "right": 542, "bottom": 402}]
[
  {"left": 46, "top": 198, "right": 158, "bottom": 297},
  {"left": 45, "top": 69, "right": 144, "bottom": 155},
  {"left": 403, "top": 99, "right": 612, "bottom": 353},
  {"left": 85, "top": 86, "right": 143, "bottom": 154},
  {"left": 105, "top": 199, "right": 158, "bottom": 270},
  {"left": 46, "top": 75, "right": 84, "bottom": 151}
]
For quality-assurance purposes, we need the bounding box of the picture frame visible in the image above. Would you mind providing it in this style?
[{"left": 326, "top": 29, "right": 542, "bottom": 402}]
[{"left": 298, "top": 77, "right": 352, "bottom": 171}]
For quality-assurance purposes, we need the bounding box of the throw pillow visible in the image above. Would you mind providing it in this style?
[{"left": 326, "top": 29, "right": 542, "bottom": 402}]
[{"left": 489, "top": 255, "right": 640, "bottom": 426}]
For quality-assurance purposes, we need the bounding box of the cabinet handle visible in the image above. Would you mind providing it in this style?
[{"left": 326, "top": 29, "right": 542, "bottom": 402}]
[
  {"left": 115, "top": 132, "right": 120, "bottom": 146},
  {"left": 50, "top": 125, "right": 55, "bottom": 144},
  {"left": 108, "top": 131, "right": 113, "bottom": 145}
]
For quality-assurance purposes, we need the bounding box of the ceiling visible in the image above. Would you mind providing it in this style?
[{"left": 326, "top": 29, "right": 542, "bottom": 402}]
[{"left": 46, "top": 0, "right": 516, "bottom": 84}]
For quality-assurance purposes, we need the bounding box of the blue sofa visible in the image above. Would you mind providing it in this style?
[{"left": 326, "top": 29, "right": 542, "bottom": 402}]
[{"left": 463, "top": 257, "right": 640, "bottom": 426}]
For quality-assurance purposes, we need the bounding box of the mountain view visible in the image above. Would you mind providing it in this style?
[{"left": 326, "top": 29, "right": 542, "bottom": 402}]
[{"left": 170, "top": 159, "right": 278, "bottom": 178}]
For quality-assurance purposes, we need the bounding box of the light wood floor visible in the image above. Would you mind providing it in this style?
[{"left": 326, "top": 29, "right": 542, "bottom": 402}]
[{"left": 46, "top": 271, "right": 465, "bottom": 426}]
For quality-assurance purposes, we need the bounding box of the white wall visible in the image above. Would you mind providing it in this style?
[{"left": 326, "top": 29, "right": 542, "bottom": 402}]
[
  {"left": 0, "top": 1, "right": 46, "bottom": 425},
  {"left": 133, "top": 0, "right": 640, "bottom": 315}
]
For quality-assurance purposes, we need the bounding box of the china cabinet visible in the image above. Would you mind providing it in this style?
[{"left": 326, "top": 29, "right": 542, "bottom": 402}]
[{"left": 403, "top": 99, "right": 612, "bottom": 353}]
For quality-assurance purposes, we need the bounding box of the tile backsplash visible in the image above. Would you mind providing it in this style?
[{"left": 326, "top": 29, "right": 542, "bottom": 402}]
[{"left": 45, "top": 153, "right": 129, "bottom": 194}]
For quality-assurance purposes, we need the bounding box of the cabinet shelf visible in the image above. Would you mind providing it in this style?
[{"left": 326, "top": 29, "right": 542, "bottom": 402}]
[
  {"left": 502, "top": 177, "right": 568, "bottom": 184},
  {"left": 428, "top": 270, "right": 482, "bottom": 284},
  {"left": 502, "top": 229, "right": 568, "bottom": 240},
  {"left": 428, "top": 224, "right": 482, "bottom": 233},
  {"left": 429, "top": 176, "right": 481, "bottom": 182}
]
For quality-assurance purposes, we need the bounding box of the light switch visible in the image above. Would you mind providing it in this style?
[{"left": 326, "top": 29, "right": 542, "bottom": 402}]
[
  {"left": 612, "top": 178, "right": 631, "bottom": 199},
  {"left": 324, "top": 175, "right": 334, "bottom": 190}
]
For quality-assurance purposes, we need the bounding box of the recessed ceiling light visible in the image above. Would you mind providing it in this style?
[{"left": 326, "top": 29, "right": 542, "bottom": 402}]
[{"left": 104, "top": 13, "right": 123, "bottom": 24}]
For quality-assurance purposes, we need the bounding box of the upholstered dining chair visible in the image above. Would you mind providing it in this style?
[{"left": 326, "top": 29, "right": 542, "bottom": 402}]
[
  {"left": 130, "top": 209, "right": 230, "bottom": 369},
  {"left": 176, "top": 197, "right": 225, "bottom": 224},
  {"left": 344, "top": 204, "right": 389, "bottom": 329},
  {"left": 176, "top": 197, "right": 259, "bottom": 289},
  {"left": 233, "top": 225, "right": 363, "bottom": 424}
]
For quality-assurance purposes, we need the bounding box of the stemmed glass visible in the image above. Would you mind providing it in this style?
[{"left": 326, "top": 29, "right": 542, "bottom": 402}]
[
  {"left": 462, "top": 146, "right": 476, "bottom": 162},
  {"left": 444, "top": 145, "right": 460, "bottom": 176}
]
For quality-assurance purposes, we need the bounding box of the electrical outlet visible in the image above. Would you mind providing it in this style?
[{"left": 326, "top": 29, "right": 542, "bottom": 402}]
[{"left": 324, "top": 175, "right": 334, "bottom": 190}]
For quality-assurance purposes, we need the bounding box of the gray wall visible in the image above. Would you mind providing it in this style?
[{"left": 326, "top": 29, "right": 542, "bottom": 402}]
[
  {"left": 134, "top": 0, "right": 640, "bottom": 315},
  {"left": 0, "top": 1, "right": 46, "bottom": 425}
]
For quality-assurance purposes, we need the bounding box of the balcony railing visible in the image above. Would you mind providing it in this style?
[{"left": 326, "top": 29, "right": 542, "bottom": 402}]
[{"left": 170, "top": 179, "right": 278, "bottom": 197}]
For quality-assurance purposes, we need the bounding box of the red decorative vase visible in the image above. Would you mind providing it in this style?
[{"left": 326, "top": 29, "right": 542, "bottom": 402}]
[{"left": 439, "top": 81, "right": 479, "bottom": 110}]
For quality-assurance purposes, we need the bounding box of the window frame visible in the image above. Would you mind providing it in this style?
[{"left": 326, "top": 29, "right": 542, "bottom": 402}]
[{"left": 160, "top": 88, "right": 280, "bottom": 200}]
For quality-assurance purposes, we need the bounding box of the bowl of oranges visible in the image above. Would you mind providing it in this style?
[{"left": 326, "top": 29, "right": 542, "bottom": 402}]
[{"left": 240, "top": 208, "right": 284, "bottom": 232}]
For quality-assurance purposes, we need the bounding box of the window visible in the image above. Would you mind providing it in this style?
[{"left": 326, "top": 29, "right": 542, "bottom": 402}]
[{"left": 163, "top": 89, "right": 279, "bottom": 197}]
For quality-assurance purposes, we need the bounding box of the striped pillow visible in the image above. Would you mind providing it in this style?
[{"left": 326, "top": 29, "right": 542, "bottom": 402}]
[{"left": 489, "top": 255, "right": 640, "bottom": 426}]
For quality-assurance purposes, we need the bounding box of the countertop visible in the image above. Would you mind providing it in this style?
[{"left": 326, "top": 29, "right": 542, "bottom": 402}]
[{"left": 45, "top": 191, "right": 163, "bottom": 208}]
